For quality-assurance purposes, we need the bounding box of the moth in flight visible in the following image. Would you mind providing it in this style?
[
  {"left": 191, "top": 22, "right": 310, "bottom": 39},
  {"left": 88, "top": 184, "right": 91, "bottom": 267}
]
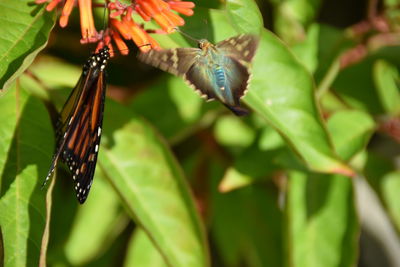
[{"left": 138, "top": 34, "right": 259, "bottom": 116}]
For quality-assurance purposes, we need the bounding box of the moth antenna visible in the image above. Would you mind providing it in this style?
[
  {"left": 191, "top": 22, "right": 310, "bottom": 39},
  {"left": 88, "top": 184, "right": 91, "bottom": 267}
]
[
  {"left": 174, "top": 27, "right": 201, "bottom": 44},
  {"left": 204, "top": 19, "right": 209, "bottom": 40}
]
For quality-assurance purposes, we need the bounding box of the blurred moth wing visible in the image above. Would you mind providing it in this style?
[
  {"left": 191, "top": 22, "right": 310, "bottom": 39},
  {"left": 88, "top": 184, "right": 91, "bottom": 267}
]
[{"left": 138, "top": 34, "right": 259, "bottom": 116}]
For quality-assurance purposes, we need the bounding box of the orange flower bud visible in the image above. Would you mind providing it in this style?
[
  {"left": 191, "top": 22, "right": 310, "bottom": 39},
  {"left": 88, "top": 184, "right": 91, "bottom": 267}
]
[
  {"left": 78, "top": 0, "right": 97, "bottom": 42},
  {"left": 112, "top": 31, "right": 129, "bottom": 55},
  {"left": 59, "top": 0, "right": 75, "bottom": 27}
]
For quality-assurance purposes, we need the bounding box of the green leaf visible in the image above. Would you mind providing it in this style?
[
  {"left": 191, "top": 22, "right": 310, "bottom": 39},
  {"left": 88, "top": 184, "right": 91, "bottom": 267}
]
[
  {"left": 284, "top": 109, "right": 368, "bottom": 267},
  {"left": 0, "top": 0, "right": 55, "bottom": 91},
  {"left": 380, "top": 171, "right": 400, "bottom": 232},
  {"left": 364, "top": 151, "right": 395, "bottom": 189},
  {"left": 219, "top": 142, "right": 282, "bottom": 192},
  {"left": 98, "top": 101, "right": 209, "bottom": 267},
  {"left": 168, "top": 76, "right": 203, "bottom": 123},
  {"left": 0, "top": 82, "right": 54, "bottom": 266},
  {"left": 272, "top": 0, "right": 322, "bottom": 44},
  {"left": 219, "top": 167, "right": 254, "bottom": 192},
  {"left": 245, "top": 30, "right": 353, "bottom": 176},
  {"left": 313, "top": 24, "right": 354, "bottom": 92},
  {"left": 212, "top": 183, "right": 283, "bottom": 267},
  {"left": 29, "top": 55, "right": 81, "bottom": 90},
  {"left": 327, "top": 110, "right": 375, "bottom": 161},
  {"left": 124, "top": 229, "right": 168, "bottom": 267},
  {"left": 213, "top": 115, "right": 256, "bottom": 148},
  {"left": 373, "top": 59, "right": 400, "bottom": 115},
  {"left": 320, "top": 91, "right": 348, "bottom": 113},
  {"left": 333, "top": 58, "right": 384, "bottom": 114},
  {"left": 225, "top": 0, "right": 264, "bottom": 34},
  {"left": 258, "top": 124, "right": 285, "bottom": 150},
  {"left": 286, "top": 172, "right": 358, "bottom": 267},
  {"left": 63, "top": 169, "right": 123, "bottom": 266},
  {"left": 291, "top": 24, "right": 320, "bottom": 73},
  {"left": 364, "top": 152, "right": 400, "bottom": 233},
  {"left": 131, "top": 76, "right": 208, "bottom": 142}
]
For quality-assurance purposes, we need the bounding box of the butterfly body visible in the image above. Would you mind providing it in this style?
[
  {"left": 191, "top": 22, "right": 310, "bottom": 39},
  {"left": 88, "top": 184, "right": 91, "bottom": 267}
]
[
  {"left": 44, "top": 47, "right": 110, "bottom": 204},
  {"left": 138, "top": 34, "right": 259, "bottom": 116}
]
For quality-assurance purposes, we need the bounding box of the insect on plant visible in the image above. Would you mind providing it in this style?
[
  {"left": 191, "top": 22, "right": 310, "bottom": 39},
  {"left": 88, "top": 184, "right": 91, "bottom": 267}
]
[
  {"left": 2, "top": 0, "right": 398, "bottom": 267},
  {"left": 138, "top": 32, "right": 259, "bottom": 116},
  {"left": 42, "top": 46, "right": 110, "bottom": 204}
]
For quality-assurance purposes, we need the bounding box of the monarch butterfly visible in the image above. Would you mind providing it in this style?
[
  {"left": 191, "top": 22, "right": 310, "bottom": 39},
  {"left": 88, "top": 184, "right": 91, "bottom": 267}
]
[{"left": 43, "top": 46, "right": 110, "bottom": 204}]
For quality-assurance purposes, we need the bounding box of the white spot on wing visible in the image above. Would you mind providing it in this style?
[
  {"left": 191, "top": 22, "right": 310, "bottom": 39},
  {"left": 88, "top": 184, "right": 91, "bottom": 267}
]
[{"left": 87, "top": 179, "right": 93, "bottom": 189}]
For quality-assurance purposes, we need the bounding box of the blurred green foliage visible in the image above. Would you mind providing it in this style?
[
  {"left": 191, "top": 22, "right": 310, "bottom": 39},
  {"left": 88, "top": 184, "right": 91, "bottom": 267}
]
[{"left": 1, "top": 0, "right": 400, "bottom": 266}]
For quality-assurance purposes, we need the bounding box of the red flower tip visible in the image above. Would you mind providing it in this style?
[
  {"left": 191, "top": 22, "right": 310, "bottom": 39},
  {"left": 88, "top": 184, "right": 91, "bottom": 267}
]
[
  {"left": 135, "top": 0, "right": 195, "bottom": 31},
  {"left": 122, "top": 17, "right": 158, "bottom": 52},
  {"left": 44, "top": 0, "right": 61, "bottom": 11},
  {"left": 167, "top": 1, "right": 195, "bottom": 16}
]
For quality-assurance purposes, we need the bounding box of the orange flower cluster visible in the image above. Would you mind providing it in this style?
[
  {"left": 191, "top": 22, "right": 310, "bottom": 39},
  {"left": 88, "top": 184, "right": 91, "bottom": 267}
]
[{"left": 36, "top": 0, "right": 195, "bottom": 54}]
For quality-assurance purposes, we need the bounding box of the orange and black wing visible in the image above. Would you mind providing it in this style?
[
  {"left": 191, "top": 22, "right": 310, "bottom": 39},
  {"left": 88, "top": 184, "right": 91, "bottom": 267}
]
[{"left": 44, "top": 47, "right": 110, "bottom": 204}]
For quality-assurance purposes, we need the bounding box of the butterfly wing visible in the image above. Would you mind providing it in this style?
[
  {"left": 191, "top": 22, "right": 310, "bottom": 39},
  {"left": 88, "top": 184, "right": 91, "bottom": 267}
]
[
  {"left": 44, "top": 48, "right": 109, "bottom": 204},
  {"left": 137, "top": 48, "right": 200, "bottom": 76},
  {"left": 43, "top": 72, "right": 88, "bottom": 187},
  {"left": 216, "top": 34, "right": 259, "bottom": 64},
  {"left": 62, "top": 71, "right": 105, "bottom": 203}
]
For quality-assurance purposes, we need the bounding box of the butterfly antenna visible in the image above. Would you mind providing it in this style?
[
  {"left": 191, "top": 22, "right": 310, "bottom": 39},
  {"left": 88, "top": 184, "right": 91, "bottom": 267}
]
[
  {"left": 174, "top": 27, "right": 200, "bottom": 44},
  {"left": 100, "top": 1, "right": 108, "bottom": 45},
  {"left": 102, "top": 1, "right": 108, "bottom": 34}
]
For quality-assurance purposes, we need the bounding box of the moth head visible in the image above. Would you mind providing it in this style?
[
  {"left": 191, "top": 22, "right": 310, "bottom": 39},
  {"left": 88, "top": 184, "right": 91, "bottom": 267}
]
[{"left": 198, "top": 39, "right": 212, "bottom": 50}]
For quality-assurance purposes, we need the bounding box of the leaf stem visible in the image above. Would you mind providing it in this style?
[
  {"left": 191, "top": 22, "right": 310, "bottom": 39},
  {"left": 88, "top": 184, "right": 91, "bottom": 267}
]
[
  {"left": 316, "top": 58, "right": 340, "bottom": 99},
  {"left": 39, "top": 173, "right": 56, "bottom": 267}
]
